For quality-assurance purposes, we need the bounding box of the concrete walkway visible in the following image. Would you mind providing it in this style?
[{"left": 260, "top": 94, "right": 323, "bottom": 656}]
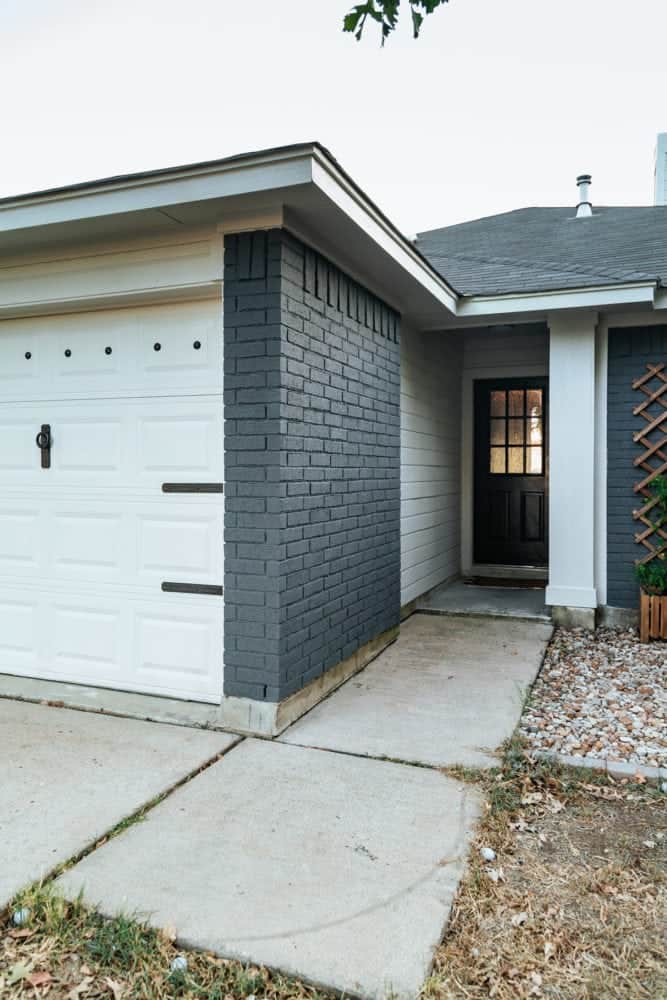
[
  {"left": 59, "top": 740, "right": 482, "bottom": 999},
  {"left": 281, "top": 614, "right": 553, "bottom": 768},
  {"left": 4, "top": 612, "right": 551, "bottom": 999},
  {"left": 0, "top": 700, "right": 237, "bottom": 908},
  {"left": 418, "top": 579, "right": 550, "bottom": 622}
]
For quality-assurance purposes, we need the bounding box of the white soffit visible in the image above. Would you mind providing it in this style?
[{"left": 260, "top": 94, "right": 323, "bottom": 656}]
[{"left": 0, "top": 145, "right": 458, "bottom": 327}]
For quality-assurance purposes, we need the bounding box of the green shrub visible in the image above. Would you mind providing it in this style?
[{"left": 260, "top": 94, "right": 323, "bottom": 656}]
[
  {"left": 635, "top": 474, "right": 667, "bottom": 594},
  {"left": 635, "top": 557, "right": 667, "bottom": 595}
]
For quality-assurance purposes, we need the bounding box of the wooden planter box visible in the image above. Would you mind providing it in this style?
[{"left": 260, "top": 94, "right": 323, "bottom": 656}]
[{"left": 639, "top": 590, "right": 667, "bottom": 642}]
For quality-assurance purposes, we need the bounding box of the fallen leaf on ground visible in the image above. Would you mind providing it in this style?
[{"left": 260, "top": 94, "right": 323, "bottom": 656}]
[
  {"left": 8, "top": 962, "right": 31, "bottom": 985},
  {"left": 27, "top": 971, "right": 53, "bottom": 987},
  {"left": 68, "top": 975, "right": 93, "bottom": 999},
  {"left": 104, "top": 977, "right": 125, "bottom": 999}
]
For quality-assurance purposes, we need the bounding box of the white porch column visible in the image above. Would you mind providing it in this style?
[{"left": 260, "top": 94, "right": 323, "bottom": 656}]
[{"left": 546, "top": 311, "right": 598, "bottom": 619}]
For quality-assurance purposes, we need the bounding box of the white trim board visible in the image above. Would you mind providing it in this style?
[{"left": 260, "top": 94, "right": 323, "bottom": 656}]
[{"left": 595, "top": 327, "right": 608, "bottom": 606}]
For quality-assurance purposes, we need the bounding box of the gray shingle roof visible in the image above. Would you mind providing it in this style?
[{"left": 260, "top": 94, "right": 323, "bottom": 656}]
[{"left": 416, "top": 206, "right": 667, "bottom": 296}]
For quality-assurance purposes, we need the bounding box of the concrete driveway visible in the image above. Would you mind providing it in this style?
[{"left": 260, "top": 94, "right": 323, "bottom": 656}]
[{"left": 0, "top": 700, "right": 237, "bottom": 908}]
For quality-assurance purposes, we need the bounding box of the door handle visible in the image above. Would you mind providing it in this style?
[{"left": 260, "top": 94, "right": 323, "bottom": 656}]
[{"left": 35, "top": 424, "right": 52, "bottom": 469}]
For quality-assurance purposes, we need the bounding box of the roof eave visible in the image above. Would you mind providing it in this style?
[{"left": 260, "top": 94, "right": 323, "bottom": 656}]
[{"left": 453, "top": 280, "right": 659, "bottom": 321}]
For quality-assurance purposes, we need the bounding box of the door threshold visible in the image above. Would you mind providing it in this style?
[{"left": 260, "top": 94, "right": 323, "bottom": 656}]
[
  {"left": 465, "top": 576, "right": 546, "bottom": 591},
  {"left": 470, "top": 564, "right": 547, "bottom": 582}
]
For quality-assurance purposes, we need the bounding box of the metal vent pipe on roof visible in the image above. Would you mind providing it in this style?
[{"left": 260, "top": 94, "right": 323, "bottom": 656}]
[{"left": 576, "top": 174, "right": 592, "bottom": 218}]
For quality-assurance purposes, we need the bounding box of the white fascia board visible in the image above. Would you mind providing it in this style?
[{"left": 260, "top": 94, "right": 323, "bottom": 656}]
[
  {"left": 0, "top": 152, "right": 313, "bottom": 233},
  {"left": 456, "top": 281, "right": 656, "bottom": 318},
  {"left": 310, "top": 153, "right": 459, "bottom": 315}
]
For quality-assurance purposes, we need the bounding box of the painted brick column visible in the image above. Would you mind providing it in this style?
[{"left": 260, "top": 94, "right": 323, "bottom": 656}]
[
  {"left": 546, "top": 311, "right": 598, "bottom": 620},
  {"left": 223, "top": 229, "right": 401, "bottom": 733},
  {"left": 223, "top": 230, "right": 286, "bottom": 704}
]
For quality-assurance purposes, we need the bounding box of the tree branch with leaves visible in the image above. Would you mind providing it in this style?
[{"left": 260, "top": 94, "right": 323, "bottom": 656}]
[{"left": 343, "top": 0, "right": 449, "bottom": 43}]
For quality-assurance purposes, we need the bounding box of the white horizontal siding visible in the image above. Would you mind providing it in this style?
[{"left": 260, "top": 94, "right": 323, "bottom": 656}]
[
  {"left": 463, "top": 326, "right": 548, "bottom": 372},
  {"left": 400, "top": 327, "right": 462, "bottom": 605}
]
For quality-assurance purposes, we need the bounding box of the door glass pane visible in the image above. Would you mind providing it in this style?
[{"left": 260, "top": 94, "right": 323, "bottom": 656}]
[
  {"left": 508, "top": 447, "right": 524, "bottom": 473},
  {"left": 508, "top": 389, "right": 524, "bottom": 416},
  {"left": 527, "top": 447, "right": 543, "bottom": 474},
  {"left": 526, "top": 388, "right": 542, "bottom": 418},
  {"left": 490, "top": 390, "right": 506, "bottom": 417},
  {"left": 490, "top": 447, "right": 506, "bottom": 474},
  {"left": 526, "top": 415, "right": 543, "bottom": 446},
  {"left": 508, "top": 418, "right": 524, "bottom": 445},
  {"left": 490, "top": 419, "right": 506, "bottom": 444}
]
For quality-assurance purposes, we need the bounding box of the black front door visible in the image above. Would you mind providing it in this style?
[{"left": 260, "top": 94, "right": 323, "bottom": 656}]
[{"left": 474, "top": 378, "right": 548, "bottom": 566}]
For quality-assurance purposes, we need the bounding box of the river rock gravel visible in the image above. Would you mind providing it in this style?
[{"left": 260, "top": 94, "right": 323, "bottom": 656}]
[{"left": 520, "top": 627, "right": 666, "bottom": 769}]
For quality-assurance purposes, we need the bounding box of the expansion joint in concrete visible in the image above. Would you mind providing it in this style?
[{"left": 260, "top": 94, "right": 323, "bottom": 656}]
[{"left": 37, "top": 736, "right": 245, "bottom": 889}]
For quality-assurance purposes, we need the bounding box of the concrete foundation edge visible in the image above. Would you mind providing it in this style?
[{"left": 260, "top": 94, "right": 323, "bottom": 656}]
[
  {"left": 551, "top": 605, "right": 596, "bottom": 629},
  {"left": 222, "top": 625, "right": 400, "bottom": 737},
  {"left": 597, "top": 604, "right": 639, "bottom": 628}
]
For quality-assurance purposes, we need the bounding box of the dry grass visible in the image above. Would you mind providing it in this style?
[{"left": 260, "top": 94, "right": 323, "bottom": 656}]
[
  {"left": 426, "top": 743, "right": 667, "bottom": 999},
  {"left": 0, "top": 888, "right": 335, "bottom": 1000}
]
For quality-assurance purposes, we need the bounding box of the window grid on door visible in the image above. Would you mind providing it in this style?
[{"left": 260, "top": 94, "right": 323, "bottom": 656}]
[{"left": 489, "top": 388, "right": 543, "bottom": 475}]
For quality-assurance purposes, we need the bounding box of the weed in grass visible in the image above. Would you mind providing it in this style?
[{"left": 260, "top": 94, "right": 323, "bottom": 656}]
[
  {"left": 86, "top": 911, "right": 159, "bottom": 970},
  {"left": 1, "top": 884, "right": 336, "bottom": 1000},
  {"left": 235, "top": 967, "right": 269, "bottom": 995}
]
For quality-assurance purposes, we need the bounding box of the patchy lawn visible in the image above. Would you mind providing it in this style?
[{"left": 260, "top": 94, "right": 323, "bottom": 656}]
[
  {"left": 429, "top": 743, "right": 667, "bottom": 999},
  {"left": 0, "top": 888, "right": 335, "bottom": 999},
  {"left": 1, "top": 743, "right": 665, "bottom": 1000}
]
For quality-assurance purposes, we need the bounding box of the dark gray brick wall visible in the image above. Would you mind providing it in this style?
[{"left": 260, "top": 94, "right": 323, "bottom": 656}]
[
  {"left": 224, "top": 229, "right": 401, "bottom": 702},
  {"left": 607, "top": 326, "right": 667, "bottom": 608}
]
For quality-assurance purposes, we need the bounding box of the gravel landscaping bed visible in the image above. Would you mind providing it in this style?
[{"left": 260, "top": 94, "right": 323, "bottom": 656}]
[{"left": 520, "top": 627, "right": 666, "bottom": 769}]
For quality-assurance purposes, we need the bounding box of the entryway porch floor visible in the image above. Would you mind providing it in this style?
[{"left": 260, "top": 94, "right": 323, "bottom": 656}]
[{"left": 417, "top": 577, "right": 551, "bottom": 622}]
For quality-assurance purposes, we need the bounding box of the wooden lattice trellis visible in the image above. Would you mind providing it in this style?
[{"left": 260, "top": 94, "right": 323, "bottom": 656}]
[{"left": 632, "top": 362, "right": 667, "bottom": 564}]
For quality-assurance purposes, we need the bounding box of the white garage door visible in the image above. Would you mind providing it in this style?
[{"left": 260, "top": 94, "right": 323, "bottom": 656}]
[{"left": 0, "top": 300, "right": 224, "bottom": 703}]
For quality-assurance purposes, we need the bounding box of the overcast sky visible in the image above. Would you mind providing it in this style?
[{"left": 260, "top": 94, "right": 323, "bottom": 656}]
[{"left": 1, "top": 0, "right": 665, "bottom": 233}]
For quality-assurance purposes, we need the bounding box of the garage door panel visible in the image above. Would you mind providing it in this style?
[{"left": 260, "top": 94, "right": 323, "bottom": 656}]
[
  {"left": 0, "top": 509, "right": 40, "bottom": 568},
  {"left": 53, "top": 603, "right": 121, "bottom": 673},
  {"left": 138, "top": 513, "right": 218, "bottom": 578},
  {"left": 55, "top": 419, "right": 124, "bottom": 474},
  {"left": 0, "top": 301, "right": 221, "bottom": 402},
  {"left": 0, "top": 301, "right": 223, "bottom": 702},
  {"left": 53, "top": 512, "right": 123, "bottom": 576},
  {"left": 0, "top": 499, "right": 222, "bottom": 588},
  {"left": 0, "top": 599, "right": 36, "bottom": 659},
  {"left": 0, "top": 330, "right": 39, "bottom": 385},
  {"left": 139, "top": 414, "right": 219, "bottom": 475},
  {"left": 0, "top": 419, "right": 37, "bottom": 472},
  {"left": 136, "top": 610, "right": 214, "bottom": 683},
  {"left": 0, "top": 586, "right": 223, "bottom": 702},
  {"left": 0, "top": 398, "right": 222, "bottom": 488}
]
